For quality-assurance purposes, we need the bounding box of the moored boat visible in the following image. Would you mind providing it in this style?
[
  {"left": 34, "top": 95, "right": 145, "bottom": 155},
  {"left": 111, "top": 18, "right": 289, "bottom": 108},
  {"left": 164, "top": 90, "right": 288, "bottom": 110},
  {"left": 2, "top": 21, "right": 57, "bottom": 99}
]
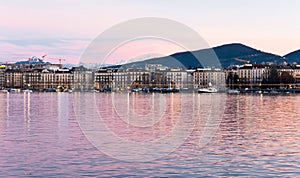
[
  {"left": 227, "top": 89, "right": 240, "bottom": 94},
  {"left": 0, "top": 89, "right": 8, "bottom": 93},
  {"left": 198, "top": 87, "right": 218, "bottom": 93},
  {"left": 131, "top": 88, "right": 143, "bottom": 92},
  {"left": 45, "top": 88, "right": 57, "bottom": 92},
  {"left": 198, "top": 82, "right": 218, "bottom": 93},
  {"left": 161, "top": 88, "right": 180, "bottom": 93},
  {"left": 22, "top": 89, "right": 33, "bottom": 93}
]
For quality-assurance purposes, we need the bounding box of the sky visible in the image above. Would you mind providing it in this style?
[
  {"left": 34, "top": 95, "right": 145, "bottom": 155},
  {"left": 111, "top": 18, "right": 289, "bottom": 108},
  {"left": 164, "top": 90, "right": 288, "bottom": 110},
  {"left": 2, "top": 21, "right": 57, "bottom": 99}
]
[{"left": 0, "top": 0, "right": 300, "bottom": 64}]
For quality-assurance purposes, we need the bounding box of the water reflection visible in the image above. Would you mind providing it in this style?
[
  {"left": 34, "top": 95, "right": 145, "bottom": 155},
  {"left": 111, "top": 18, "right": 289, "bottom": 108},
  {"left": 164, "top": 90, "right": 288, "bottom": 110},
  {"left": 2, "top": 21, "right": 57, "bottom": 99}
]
[{"left": 0, "top": 93, "right": 299, "bottom": 176}]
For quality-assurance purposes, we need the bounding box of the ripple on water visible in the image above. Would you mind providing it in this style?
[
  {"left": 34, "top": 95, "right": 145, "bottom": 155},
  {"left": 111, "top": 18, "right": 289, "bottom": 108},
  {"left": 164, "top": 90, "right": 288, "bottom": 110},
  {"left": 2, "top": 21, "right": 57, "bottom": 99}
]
[{"left": 0, "top": 93, "right": 299, "bottom": 176}]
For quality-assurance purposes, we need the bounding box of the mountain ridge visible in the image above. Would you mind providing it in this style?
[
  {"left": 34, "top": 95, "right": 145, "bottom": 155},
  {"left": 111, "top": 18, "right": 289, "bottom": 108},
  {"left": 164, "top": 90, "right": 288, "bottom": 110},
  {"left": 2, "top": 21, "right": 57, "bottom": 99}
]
[
  {"left": 122, "top": 43, "right": 292, "bottom": 68},
  {"left": 284, "top": 50, "right": 300, "bottom": 63}
]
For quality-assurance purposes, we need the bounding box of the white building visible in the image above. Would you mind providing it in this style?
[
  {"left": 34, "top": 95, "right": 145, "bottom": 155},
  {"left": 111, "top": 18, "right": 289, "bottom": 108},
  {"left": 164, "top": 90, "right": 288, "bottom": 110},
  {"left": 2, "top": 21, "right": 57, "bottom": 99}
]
[{"left": 194, "top": 68, "right": 225, "bottom": 89}]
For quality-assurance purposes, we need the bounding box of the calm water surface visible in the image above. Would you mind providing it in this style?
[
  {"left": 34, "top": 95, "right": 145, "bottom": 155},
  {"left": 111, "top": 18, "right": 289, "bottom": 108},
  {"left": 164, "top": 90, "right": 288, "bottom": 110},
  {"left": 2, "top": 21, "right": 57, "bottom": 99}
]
[{"left": 0, "top": 93, "right": 300, "bottom": 177}]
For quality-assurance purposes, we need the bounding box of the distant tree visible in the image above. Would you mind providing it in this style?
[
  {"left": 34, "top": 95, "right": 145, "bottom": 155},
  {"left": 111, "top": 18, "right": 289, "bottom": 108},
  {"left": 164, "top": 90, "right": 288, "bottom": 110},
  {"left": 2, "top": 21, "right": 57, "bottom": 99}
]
[
  {"left": 233, "top": 73, "right": 239, "bottom": 89},
  {"left": 226, "top": 72, "right": 239, "bottom": 89},
  {"left": 261, "top": 77, "right": 268, "bottom": 89},
  {"left": 280, "top": 71, "right": 294, "bottom": 86},
  {"left": 226, "top": 72, "right": 233, "bottom": 89},
  {"left": 263, "top": 67, "right": 280, "bottom": 88},
  {"left": 268, "top": 67, "right": 280, "bottom": 85}
]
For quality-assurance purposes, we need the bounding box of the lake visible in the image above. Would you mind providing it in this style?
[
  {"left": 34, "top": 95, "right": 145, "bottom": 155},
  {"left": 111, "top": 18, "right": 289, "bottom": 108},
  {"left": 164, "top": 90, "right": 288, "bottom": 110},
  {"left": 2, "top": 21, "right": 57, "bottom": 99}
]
[{"left": 0, "top": 92, "right": 300, "bottom": 177}]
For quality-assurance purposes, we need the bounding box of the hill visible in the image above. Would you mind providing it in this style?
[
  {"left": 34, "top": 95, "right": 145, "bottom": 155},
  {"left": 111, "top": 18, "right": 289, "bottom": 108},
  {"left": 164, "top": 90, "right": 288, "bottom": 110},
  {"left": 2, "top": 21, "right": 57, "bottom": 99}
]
[
  {"left": 213, "top": 43, "right": 283, "bottom": 67},
  {"left": 284, "top": 50, "right": 300, "bottom": 63},
  {"left": 123, "top": 43, "right": 284, "bottom": 69}
]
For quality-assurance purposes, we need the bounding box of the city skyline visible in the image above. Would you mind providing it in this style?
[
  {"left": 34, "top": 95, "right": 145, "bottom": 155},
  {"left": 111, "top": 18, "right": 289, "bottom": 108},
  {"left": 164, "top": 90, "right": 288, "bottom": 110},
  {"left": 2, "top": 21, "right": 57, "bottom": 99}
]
[{"left": 1, "top": 0, "right": 300, "bottom": 63}]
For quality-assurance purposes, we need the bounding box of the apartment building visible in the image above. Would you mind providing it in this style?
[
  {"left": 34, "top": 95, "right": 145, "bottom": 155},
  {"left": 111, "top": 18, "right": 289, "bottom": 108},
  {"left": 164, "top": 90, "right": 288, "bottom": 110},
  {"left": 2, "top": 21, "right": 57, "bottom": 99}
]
[
  {"left": 0, "top": 66, "right": 93, "bottom": 91},
  {"left": 194, "top": 68, "right": 226, "bottom": 89},
  {"left": 236, "top": 64, "right": 268, "bottom": 85}
]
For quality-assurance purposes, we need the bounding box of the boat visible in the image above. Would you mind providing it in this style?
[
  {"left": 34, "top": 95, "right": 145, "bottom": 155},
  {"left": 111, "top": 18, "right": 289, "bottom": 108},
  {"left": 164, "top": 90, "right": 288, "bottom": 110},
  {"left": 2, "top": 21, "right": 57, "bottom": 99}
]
[
  {"left": 152, "top": 87, "right": 162, "bottom": 92},
  {"left": 131, "top": 88, "right": 143, "bottom": 92},
  {"left": 22, "top": 89, "right": 33, "bottom": 93},
  {"left": 198, "top": 82, "right": 218, "bottom": 93},
  {"left": 255, "top": 90, "right": 262, "bottom": 94},
  {"left": 198, "top": 87, "right": 218, "bottom": 93},
  {"left": 270, "top": 90, "right": 279, "bottom": 94},
  {"left": 227, "top": 89, "right": 240, "bottom": 94},
  {"left": 0, "top": 89, "right": 8, "bottom": 93},
  {"left": 64, "top": 89, "right": 73, "bottom": 93},
  {"left": 9, "top": 88, "right": 21, "bottom": 92},
  {"left": 45, "top": 88, "right": 57, "bottom": 92},
  {"left": 263, "top": 91, "right": 269, "bottom": 94},
  {"left": 161, "top": 88, "right": 180, "bottom": 93}
]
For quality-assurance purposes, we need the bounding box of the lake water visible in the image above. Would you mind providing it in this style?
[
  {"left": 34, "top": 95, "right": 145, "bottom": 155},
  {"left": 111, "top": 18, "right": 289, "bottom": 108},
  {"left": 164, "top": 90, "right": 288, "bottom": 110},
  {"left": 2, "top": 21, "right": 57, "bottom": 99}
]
[{"left": 0, "top": 92, "right": 300, "bottom": 177}]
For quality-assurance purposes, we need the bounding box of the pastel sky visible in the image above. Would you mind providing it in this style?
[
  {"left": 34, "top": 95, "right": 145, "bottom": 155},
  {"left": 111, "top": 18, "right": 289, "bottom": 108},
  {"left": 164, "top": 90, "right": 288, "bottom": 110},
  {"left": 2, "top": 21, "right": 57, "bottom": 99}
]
[{"left": 1, "top": 0, "right": 300, "bottom": 64}]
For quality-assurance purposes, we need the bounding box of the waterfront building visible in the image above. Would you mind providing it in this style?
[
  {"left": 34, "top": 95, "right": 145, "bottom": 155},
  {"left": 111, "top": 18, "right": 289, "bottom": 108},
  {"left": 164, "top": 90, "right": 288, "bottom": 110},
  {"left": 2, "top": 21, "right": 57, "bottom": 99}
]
[
  {"left": 0, "top": 69, "right": 5, "bottom": 88},
  {"left": 292, "top": 65, "right": 300, "bottom": 83},
  {"left": 112, "top": 68, "right": 150, "bottom": 91},
  {"left": 147, "top": 64, "right": 168, "bottom": 88},
  {"left": 5, "top": 58, "right": 300, "bottom": 91},
  {"left": 94, "top": 65, "right": 191, "bottom": 91},
  {"left": 36, "top": 69, "right": 73, "bottom": 90},
  {"left": 94, "top": 67, "right": 150, "bottom": 91},
  {"left": 0, "top": 64, "right": 94, "bottom": 91},
  {"left": 166, "top": 68, "right": 189, "bottom": 89},
  {"left": 22, "top": 69, "right": 43, "bottom": 90},
  {"left": 236, "top": 64, "right": 268, "bottom": 86},
  {"left": 71, "top": 66, "right": 94, "bottom": 91},
  {"left": 4, "top": 69, "right": 23, "bottom": 88},
  {"left": 94, "top": 68, "right": 116, "bottom": 90},
  {"left": 126, "top": 68, "right": 150, "bottom": 89},
  {"left": 194, "top": 68, "right": 226, "bottom": 89},
  {"left": 146, "top": 64, "right": 191, "bottom": 89},
  {"left": 112, "top": 69, "right": 127, "bottom": 91},
  {"left": 224, "top": 64, "right": 300, "bottom": 88}
]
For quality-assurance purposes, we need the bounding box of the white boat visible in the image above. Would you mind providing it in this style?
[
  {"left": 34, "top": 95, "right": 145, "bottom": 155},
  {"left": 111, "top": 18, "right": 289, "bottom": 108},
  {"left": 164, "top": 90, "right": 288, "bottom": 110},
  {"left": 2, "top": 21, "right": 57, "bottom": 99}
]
[
  {"left": 64, "top": 89, "right": 73, "bottom": 93},
  {"left": 131, "top": 88, "right": 143, "bottom": 92},
  {"left": 0, "top": 89, "right": 8, "bottom": 93},
  {"left": 198, "top": 87, "right": 218, "bottom": 93},
  {"left": 22, "top": 89, "right": 33, "bottom": 93},
  {"left": 227, "top": 89, "right": 240, "bottom": 94},
  {"left": 198, "top": 83, "right": 218, "bottom": 93},
  {"left": 255, "top": 90, "right": 262, "bottom": 94},
  {"left": 10, "top": 89, "right": 21, "bottom": 92}
]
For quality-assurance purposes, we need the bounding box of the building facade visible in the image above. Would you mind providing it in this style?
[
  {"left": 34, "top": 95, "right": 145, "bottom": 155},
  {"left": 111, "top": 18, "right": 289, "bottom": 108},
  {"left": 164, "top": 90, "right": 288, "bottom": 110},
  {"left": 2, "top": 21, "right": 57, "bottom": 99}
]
[
  {"left": 0, "top": 65, "right": 93, "bottom": 91},
  {"left": 194, "top": 68, "right": 226, "bottom": 89},
  {"left": 236, "top": 64, "right": 269, "bottom": 86}
]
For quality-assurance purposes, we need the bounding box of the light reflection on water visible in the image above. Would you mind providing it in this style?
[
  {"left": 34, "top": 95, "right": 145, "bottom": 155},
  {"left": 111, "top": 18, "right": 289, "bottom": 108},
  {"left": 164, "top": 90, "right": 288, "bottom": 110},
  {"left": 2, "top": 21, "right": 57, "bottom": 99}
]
[{"left": 0, "top": 93, "right": 299, "bottom": 177}]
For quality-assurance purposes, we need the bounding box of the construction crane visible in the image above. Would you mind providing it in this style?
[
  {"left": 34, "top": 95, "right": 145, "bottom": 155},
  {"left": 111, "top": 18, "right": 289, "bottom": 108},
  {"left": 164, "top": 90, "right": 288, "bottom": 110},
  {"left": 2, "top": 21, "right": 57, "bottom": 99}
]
[
  {"left": 49, "top": 58, "right": 67, "bottom": 68},
  {"left": 235, "top": 58, "right": 250, "bottom": 64},
  {"left": 3, "top": 61, "right": 17, "bottom": 69},
  {"left": 1, "top": 56, "right": 20, "bottom": 65},
  {"left": 58, "top": 58, "right": 66, "bottom": 65},
  {"left": 42, "top": 54, "right": 47, "bottom": 60},
  {"left": 50, "top": 58, "right": 66, "bottom": 65}
]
